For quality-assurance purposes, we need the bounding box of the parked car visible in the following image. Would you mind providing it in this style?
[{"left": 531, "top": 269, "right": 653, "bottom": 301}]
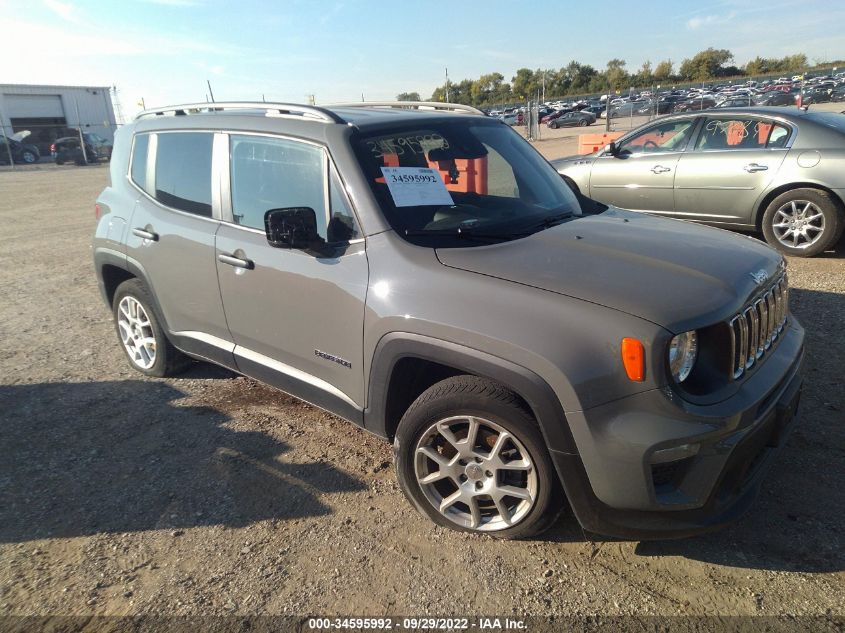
[
  {"left": 673, "top": 96, "right": 717, "bottom": 112},
  {"left": 582, "top": 104, "right": 607, "bottom": 117},
  {"left": 656, "top": 95, "right": 685, "bottom": 114},
  {"left": 755, "top": 91, "right": 797, "bottom": 107},
  {"left": 52, "top": 132, "right": 113, "bottom": 164},
  {"left": 799, "top": 86, "right": 833, "bottom": 105},
  {"left": 554, "top": 107, "right": 845, "bottom": 257},
  {"left": 93, "top": 100, "right": 804, "bottom": 540},
  {"left": 547, "top": 111, "right": 595, "bottom": 128},
  {"left": 0, "top": 131, "right": 40, "bottom": 164},
  {"left": 715, "top": 96, "right": 753, "bottom": 108}
]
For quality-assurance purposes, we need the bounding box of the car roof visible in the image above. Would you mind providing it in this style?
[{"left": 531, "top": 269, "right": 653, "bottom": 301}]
[{"left": 132, "top": 101, "right": 491, "bottom": 132}]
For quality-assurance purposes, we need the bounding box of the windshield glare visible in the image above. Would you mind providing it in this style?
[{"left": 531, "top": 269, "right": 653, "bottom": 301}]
[{"left": 352, "top": 120, "right": 582, "bottom": 245}]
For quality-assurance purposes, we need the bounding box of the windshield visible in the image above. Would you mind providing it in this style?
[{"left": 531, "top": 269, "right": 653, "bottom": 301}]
[{"left": 351, "top": 119, "right": 582, "bottom": 246}]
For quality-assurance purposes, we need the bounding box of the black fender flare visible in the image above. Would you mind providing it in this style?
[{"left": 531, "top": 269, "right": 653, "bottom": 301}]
[{"left": 364, "top": 332, "right": 577, "bottom": 455}]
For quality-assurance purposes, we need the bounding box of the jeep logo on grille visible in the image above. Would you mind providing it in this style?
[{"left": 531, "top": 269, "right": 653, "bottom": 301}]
[{"left": 750, "top": 269, "right": 768, "bottom": 285}]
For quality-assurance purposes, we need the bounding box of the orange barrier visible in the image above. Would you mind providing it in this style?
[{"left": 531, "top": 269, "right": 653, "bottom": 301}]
[{"left": 578, "top": 131, "right": 624, "bottom": 155}]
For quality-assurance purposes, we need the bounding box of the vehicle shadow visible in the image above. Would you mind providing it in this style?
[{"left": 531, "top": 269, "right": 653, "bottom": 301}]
[
  {"left": 546, "top": 286, "right": 845, "bottom": 573},
  {"left": 0, "top": 379, "right": 366, "bottom": 543}
]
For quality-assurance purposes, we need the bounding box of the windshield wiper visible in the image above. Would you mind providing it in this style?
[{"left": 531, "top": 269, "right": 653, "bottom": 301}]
[{"left": 531, "top": 211, "right": 574, "bottom": 229}]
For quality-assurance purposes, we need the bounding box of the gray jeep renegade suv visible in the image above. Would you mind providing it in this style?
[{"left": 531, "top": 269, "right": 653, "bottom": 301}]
[{"left": 93, "top": 101, "right": 804, "bottom": 539}]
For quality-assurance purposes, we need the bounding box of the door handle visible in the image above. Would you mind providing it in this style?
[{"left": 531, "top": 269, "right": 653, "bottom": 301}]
[
  {"left": 217, "top": 253, "right": 254, "bottom": 270},
  {"left": 132, "top": 227, "right": 159, "bottom": 241},
  {"left": 651, "top": 165, "right": 671, "bottom": 174},
  {"left": 744, "top": 163, "right": 769, "bottom": 173}
]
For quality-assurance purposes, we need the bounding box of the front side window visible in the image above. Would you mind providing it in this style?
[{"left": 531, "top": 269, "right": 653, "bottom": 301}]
[
  {"left": 618, "top": 119, "right": 696, "bottom": 155},
  {"left": 154, "top": 132, "right": 213, "bottom": 216},
  {"left": 351, "top": 120, "right": 581, "bottom": 246},
  {"left": 230, "top": 135, "right": 329, "bottom": 236}
]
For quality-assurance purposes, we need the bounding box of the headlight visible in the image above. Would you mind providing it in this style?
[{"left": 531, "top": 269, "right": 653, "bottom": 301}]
[{"left": 669, "top": 331, "right": 698, "bottom": 383}]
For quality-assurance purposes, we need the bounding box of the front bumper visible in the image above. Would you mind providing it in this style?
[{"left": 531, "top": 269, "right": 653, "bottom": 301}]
[{"left": 552, "top": 316, "right": 805, "bottom": 540}]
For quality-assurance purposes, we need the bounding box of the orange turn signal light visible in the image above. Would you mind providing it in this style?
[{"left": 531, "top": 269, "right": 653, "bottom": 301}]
[{"left": 621, "top": 338, "right": 645, "bottom": 382}]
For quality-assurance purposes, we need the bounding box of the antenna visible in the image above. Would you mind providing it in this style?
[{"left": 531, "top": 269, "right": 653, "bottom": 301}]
[
  {"left": 207, "top": 79, "right": 216, "bottom": 102},
  {"left": 111, "top": 85, "right": 125, "bottom": 125}
]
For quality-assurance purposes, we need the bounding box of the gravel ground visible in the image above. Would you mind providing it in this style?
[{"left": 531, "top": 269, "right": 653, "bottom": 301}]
[{"left": 0, "top": 163, "right": 843, "bottom": 627}]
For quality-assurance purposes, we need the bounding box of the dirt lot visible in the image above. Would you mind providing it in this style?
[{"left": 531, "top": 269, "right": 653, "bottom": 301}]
[{"left": 0, "top": 161, "right": 843, "bottom": 627}]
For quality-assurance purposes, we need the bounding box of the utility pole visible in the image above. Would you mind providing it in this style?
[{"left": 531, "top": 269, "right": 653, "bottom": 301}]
[
  {"left": 74, "top": 98, "right": 89, "bottom": 165},
  {"left": 605, "top": 84, "right": 612, "bottom": 132},
  {"left": 445, "top": 67, "right": 450, "bottom": 103}
]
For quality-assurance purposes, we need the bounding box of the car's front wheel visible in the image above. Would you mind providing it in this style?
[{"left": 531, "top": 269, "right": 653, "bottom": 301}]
[
  {"left": 761, "top": 188, "right": 844, "bottom": 257},
  {"left": 21, "top": 150, "right": 38, "bottom": 164},
  {"left": 112, "top": 279, "right": 191, "bottom": 377},
  {"left": 394, "top": 375, "right": 561, "bottom": 539}
]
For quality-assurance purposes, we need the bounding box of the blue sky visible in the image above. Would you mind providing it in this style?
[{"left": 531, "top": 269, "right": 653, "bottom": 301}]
[{"left": 2, "top": 0, "right": 844, "bottom": 117}]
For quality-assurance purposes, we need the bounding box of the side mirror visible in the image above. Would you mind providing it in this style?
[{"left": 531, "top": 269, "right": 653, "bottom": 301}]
[
  {"left": 602, "top": 141, "right": 619, "bottom": 156},
  {"left": 264, "top": 207, "right": 321, "bottom": 250}
]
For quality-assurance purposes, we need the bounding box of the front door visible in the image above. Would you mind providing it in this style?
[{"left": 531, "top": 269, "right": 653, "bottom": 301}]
[
  {"left": 215, "top": 133, "right": 368, "bottom": 416},
  {"left": 673, "top": 116, "right": 791, "bottom": 227},
  {"left": 589, "top": 117, "right": 698, "bottom": 213}
]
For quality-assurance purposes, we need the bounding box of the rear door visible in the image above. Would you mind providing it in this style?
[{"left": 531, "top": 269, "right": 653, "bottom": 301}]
[
  {"left": 588, "top": 117, "right": 698, "bottom": 212},
  {"left": 673, "top": 115, "right": 792, "bottom": 227},
  {"left": 125, "top": 131, "right": 232, "bottom": 365}
]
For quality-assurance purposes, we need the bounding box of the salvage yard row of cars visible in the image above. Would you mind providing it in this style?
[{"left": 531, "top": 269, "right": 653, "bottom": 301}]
[
  {"left": 0, "top": 129, "right": 113, "bottom": 165},
  {"left": 490, "top": 71, "right": 845, "bottom": 125}
]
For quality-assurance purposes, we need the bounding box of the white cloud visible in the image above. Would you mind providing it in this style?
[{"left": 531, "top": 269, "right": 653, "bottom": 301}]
[
  {"left": 686, "top": 11, "right": 737, "bottom": 30},
  {"left": 43, "top": 0, "right": 81, "bottom": 24}
]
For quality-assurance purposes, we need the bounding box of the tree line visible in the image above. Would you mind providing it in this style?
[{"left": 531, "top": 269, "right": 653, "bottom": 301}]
[{"left": 395, "top": 49, "right": 844, "bottom": 107}]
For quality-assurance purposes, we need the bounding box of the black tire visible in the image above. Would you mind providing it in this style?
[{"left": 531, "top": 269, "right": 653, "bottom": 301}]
[
  {"left": 549, "top": 121, "right": 558, "bottom": 129},
  {"left": 578, "top": 119, "right": 588, "bottom": 126},
  {"left": 21, "top": 150, "right": 37, "bottom": 164},
  {"left": 761, "top": 188, "right": 844, "bottom": 257},
  {"left": 112, "top": 279, "right": 191, "bottom": 377},
  {"left": 55, "top": 159, "right": 64, "bottom": 165},
  {"left": 394, "top": 375, "right": 562, "bottom": 539}
]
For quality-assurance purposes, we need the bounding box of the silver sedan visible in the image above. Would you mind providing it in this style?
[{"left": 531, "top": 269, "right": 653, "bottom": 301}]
[{"left": 553, "top": 107, "right": 845, "bottom": 256}]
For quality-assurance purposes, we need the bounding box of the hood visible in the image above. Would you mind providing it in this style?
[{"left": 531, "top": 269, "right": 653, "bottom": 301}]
[
  {"left": 10, "top": 130, "right": 30, "bottom": 142},
  {"left": 436, "top": 208, "right": 783, "bottom": 333}
]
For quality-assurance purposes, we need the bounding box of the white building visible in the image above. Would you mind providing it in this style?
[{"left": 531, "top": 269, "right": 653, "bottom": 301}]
[{"left": 0, "top": 84, "right": 117, "bottom": 156}]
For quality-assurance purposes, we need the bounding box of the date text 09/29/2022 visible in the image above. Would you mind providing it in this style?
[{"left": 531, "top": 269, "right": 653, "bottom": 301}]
[{"left": 307, "top": 617, "right": 527, "bottom": 630}]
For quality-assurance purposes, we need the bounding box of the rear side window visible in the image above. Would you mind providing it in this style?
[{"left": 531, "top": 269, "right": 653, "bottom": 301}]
[
  {"left": 696, "top": 118, "right": 790, "bottom": 151},
  {"left": 130, "top": 134, "right": 149, "bottom": 192},
  {"left": 154, "top": 132, "right": 213, "bottom": 216}
]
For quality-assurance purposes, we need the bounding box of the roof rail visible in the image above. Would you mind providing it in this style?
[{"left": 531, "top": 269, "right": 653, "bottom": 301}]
[
  {"left": 134, "top": 102, "right": 345, "bottom": 124},
  {"left": 330, "top": 101, "right": 486, "bottom": 116}
]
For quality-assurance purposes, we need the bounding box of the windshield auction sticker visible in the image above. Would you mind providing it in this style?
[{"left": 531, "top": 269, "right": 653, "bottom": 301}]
[{"left": 381, "top": 167, "right": 454, "bottom": 207}]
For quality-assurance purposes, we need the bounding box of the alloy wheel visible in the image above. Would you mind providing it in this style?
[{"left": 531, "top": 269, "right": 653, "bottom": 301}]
[
  {"left": 772, "top": 200, "right": 825, "bottom": 249},
  {"left": 117, "top": 296, "right": 156, "bottom": 369},
  {"left": 414, "top": 415, "right": 538, "bottom": 532}
]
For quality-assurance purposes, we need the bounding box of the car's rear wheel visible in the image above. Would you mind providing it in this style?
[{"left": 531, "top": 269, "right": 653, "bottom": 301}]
[
  {"left": 113, "top": 279, "right": 191, "bottom": 377},
  {"left": 394, "top": 375, "right": 561, "bottom": 539},
  {"left": 761, "top": 188, "right": 844, "bottom": 257}
]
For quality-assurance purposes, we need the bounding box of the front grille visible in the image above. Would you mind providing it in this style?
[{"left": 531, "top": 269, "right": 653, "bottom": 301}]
[{"left": 728, "top": 274, "right": 788, "bottom": 380}]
